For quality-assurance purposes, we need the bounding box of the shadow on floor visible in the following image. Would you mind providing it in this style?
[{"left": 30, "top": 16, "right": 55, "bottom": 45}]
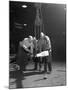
[
  {"left": 34, "top": 77, "right": 47, "bottom": 82},
  {"left": 24, "top": 70, "right": 45, "bottom": 76}
]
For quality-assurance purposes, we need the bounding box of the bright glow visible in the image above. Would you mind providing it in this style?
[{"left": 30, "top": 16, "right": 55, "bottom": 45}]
[
  {"left": 22, "top": 5, "right": 27, "bottom": 8},
  {"left": 24, "top": 24, "right": 27, "bottom": 26}
]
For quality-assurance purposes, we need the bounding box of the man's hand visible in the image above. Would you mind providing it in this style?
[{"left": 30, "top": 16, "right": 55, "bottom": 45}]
[{"left": 49, "top": 49, "right": 52, "bottom": 52}]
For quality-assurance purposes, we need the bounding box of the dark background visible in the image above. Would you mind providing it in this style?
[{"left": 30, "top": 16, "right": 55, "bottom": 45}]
[{"left": 9, "top": 1, "right": 66, "bottom": 62}]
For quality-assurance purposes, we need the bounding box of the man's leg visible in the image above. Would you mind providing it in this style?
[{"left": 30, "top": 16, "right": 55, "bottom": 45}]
[
  {"left": 39, "top": 57, "right": 42, "bottom": 71},
  {"left": 48, "top": 62, "right": 52, "bottom": 72},
  {"left": 44, "top": 57, "right": 48, "bottom": 73},
  {"left": 47, "top": 52, "right": 52, "bottom": 73},
  {"left": 33, "top": 57, "right": 38, "bottom": 70},
  {"left": 43, "top": 57, "right": 48, "bottom": 79}
]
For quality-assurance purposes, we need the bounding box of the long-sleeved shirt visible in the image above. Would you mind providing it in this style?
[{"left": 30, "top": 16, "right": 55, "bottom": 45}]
[{"left": 37, "top": 35, "right": 51, "bottom": 52}]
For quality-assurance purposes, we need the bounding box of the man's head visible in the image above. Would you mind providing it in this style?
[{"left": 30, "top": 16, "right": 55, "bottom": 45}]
[
  {"left": 29, "top": 35, "right": 33, "bottom": 42},
  {"left": 40, "top": 32, "right": 45, "bottom": 38},
  {"left": 24, "top": 38, "right": 28, "bottom": 40}
]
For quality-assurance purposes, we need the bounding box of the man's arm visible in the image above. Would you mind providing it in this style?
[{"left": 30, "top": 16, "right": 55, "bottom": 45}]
[
  {"left": 45, "top": 36, "right": 52, "bottom": 52},
  {"left": 23, "top": 45, "right": 32, "bottom": 53}
]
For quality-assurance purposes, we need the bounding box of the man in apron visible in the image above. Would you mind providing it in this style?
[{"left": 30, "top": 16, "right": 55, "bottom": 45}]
[{"left": 17, "top": 36, "right": 34, "bottom": 72}]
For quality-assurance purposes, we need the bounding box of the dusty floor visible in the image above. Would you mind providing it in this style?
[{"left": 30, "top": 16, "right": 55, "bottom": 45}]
[{"left": 9, "top": 61, "right": 66, "bottom": 89}]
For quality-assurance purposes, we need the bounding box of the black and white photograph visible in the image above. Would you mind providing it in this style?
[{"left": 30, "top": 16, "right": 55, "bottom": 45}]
[{"left": 9, "top": 0, "right": 66, "bottom": 89}]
